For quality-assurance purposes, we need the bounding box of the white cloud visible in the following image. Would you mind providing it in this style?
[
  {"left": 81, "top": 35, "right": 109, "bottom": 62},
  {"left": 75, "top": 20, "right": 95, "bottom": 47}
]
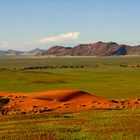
[
  {"left": 0, "top": 32, "right": 80, "bottom": 50},
  {"left": 38, "top": 32, "right": 80, "bottom": 45}
]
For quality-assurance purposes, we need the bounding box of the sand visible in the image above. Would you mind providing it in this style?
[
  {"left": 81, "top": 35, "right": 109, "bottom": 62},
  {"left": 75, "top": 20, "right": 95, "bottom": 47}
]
[{"left": 0, "top": 90, "right": 140, "bottom": 115}]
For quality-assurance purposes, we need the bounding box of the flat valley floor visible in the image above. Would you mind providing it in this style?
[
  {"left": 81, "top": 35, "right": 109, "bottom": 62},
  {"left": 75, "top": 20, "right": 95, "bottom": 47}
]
[{"left": 0, "top": 56, "right": 140, "bottom": 140}]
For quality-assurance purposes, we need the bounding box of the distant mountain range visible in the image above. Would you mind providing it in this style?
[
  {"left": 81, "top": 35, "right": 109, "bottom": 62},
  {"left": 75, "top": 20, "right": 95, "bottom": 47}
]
[
  {"left": 0, "top": 42, "right": 140, "bottom": 56},
  {"left": 0, "top": 48, "right": 45, "bottom": 56}
]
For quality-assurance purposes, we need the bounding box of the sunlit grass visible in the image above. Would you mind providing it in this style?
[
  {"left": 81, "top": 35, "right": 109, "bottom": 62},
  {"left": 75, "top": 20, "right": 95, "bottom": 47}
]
[
  {"left": 0, "top": 109, "right": 140, "bottom": 140},
  {"left": 0, "top": 66, "right": 140, "bottom": 98}
]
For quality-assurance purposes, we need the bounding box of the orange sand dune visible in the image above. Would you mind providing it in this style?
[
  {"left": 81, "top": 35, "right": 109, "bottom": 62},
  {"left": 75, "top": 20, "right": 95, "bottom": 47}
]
[{"left": 0, "top": 90, "right": 140, "bottom": 115}]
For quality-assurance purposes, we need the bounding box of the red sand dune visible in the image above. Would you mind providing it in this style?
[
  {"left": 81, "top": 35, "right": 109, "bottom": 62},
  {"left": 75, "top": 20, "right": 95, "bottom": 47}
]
[{"left": 0, "top": 90, "right": 140, "bottom": 115}]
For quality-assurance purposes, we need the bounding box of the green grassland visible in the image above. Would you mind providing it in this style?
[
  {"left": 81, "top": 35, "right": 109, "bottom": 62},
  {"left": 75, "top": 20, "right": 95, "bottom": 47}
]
[
  {"left": 0, "top": 56, "right": 140, "bottom": 140},
  {"left": 0, "top": 109, "right": 140, "bottom": 140},
  {"left": 0, "top": 56, "right": 140, "bottom": 99}
]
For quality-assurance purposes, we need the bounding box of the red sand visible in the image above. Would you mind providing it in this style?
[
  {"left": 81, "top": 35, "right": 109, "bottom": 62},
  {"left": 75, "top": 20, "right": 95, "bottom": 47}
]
[{"left": 0, "top": 90, "right": 140, "bottom": 114}]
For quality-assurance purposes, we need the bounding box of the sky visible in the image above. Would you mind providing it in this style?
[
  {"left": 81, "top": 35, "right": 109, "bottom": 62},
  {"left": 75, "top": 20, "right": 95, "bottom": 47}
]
[{"left": 0, "top": 0, "right": 140, "bottom": 50}]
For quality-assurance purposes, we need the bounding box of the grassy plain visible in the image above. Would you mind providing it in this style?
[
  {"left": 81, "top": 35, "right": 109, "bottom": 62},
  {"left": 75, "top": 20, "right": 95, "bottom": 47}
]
[
  {"left": 0, "top": 56, "right": 140, "bottom": 140},
  {"left": 0, "top": 109, "right": 140, "bottom": 140},
  {"left": 0, "top": 56, "right": 140, "bottom": 98}
]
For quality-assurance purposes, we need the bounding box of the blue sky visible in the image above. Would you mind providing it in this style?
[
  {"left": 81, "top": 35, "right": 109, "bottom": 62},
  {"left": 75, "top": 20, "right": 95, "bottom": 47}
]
[{"left": 0, "top": 0, "right": 140, "bottom": 50}]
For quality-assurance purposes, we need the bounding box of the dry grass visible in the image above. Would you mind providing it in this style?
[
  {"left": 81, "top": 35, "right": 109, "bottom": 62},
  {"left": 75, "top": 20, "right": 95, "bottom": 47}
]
[{"left": 0, "top": 109, "right": 140, "bottom": 140}]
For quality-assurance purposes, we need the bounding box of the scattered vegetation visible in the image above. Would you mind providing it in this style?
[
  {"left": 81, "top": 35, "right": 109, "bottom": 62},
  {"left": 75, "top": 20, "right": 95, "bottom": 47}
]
[
  {"left": 23, "top": 65, "right": 84, "bottom": 70},
  {"left": 0, "top": 97, "right": 10, "bottom": 116}
]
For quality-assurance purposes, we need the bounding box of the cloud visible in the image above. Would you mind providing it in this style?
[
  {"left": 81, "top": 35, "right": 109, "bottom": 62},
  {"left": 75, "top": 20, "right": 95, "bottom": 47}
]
[
  {"left": 38, "top": 32, "right": 80, "bottom": 45},
  {"left": 0, "top": 32, "right": 80, "bottom": 50}
]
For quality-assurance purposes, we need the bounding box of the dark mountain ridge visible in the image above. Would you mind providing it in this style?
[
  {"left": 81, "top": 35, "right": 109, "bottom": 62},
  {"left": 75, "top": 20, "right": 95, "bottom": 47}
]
[
  {"left": 42, "top": 41, "right": 140, "bottom": 56},
  {"left": 0, "top": 41, "right": 140, "bottom": 56}
]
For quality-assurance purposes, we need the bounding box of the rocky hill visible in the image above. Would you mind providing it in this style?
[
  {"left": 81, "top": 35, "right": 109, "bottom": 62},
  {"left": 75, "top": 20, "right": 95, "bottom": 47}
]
[
  {"left": 42, "top": 42, "right": 140, "bottom": 56},
  {"left": 0, "top": 41, "right": 140, "bottom": 56}
]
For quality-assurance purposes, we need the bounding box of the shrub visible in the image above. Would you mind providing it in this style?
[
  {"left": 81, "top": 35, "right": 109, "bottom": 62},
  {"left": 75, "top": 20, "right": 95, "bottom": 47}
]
[{"left": 0, "top": 97, "right": 10, "bottom": 116}]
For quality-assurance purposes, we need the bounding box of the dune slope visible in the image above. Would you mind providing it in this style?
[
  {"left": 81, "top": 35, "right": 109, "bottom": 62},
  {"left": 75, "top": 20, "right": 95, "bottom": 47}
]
[{"left": 0, "top": 90, "right": 140, "bottom": 115}]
